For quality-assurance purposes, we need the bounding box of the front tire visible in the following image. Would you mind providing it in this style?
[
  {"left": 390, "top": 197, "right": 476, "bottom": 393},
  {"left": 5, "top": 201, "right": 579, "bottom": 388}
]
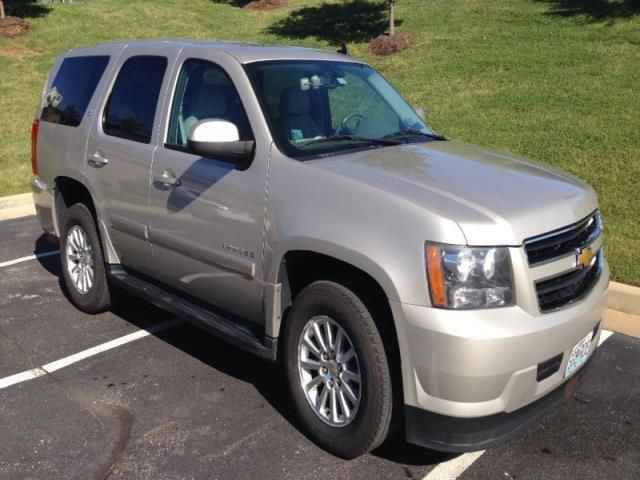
[
  {"left": 283, "top": 281, "right": 394, "bottom": 459},
  {"left": 60, "top": 203, "right": 111, "bottom": 313}
]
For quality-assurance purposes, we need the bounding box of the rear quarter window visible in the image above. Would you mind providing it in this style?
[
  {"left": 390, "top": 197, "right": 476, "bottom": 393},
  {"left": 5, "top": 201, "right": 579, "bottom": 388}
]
[{"left": 41, "top": 55, "right": 110, "bottom": 127}]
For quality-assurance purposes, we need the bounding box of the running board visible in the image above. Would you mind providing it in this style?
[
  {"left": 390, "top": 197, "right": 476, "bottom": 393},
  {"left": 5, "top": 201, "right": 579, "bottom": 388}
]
[{"left": 107, "top": 266, "right": 277, "bottom": 361}]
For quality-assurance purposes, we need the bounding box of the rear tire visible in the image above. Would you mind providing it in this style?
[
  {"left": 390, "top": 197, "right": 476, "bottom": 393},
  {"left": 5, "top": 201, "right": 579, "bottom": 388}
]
[
  {"left": 283, "top": 280, "right": 394, "bottom": 459},
  {"left": 60, "top": 203, "right": 111, "bottom": 313}
]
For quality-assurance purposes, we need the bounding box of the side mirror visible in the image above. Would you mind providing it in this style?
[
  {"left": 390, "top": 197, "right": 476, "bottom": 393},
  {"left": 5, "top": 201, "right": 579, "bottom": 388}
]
[
  {"left": 187, "top": 119, "right": 255, "bottom": 167},
  {"left": 414, "top": 106, "right": 426, "bottom": 121}
]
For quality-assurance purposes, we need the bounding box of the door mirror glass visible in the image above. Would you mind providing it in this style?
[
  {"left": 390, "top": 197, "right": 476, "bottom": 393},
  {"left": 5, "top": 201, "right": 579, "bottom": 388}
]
[
  {"left": 190, "top": 119, "right": 240, "bottom": 143},
  {"left": 187, "top": 119, "right": 255, "bottom": 166}
]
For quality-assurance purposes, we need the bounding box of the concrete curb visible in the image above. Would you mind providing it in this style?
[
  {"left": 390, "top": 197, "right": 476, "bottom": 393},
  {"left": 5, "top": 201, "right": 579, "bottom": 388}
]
[
  {"left": 604, "top": 309, "right": 640, "bottom": 340},
  {"left": 0, "top": 192, "right": 32, "bottom": 210},
  {"left": 0, "top": 193, "right": 35, "bottom": 221},
  {"left": 609, "top": 281, "right": 640, "bottom": 317}
]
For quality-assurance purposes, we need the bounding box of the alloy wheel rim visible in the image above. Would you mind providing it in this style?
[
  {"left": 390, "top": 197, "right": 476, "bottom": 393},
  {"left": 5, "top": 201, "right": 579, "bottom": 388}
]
[
  {"left": 65, "top": 225, "right": 95, "bottom": 295},
  {"left": 297, "top": 315, "right": 362, "bottom": 427}
]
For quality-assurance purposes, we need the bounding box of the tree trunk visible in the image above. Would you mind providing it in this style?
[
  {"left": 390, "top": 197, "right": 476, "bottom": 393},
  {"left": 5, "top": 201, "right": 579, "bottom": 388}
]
[
  {"left": 389, "top": 1, "right": 395, "bottom": 37},
  {"left": 0, "top": 1, "right": 5, "bottom": 20}
]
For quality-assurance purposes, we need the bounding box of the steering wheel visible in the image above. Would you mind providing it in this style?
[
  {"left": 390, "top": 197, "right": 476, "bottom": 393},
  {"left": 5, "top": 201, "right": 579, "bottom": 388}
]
[{"left": 337, "top": 112, "right": 366, "bottom": 135}]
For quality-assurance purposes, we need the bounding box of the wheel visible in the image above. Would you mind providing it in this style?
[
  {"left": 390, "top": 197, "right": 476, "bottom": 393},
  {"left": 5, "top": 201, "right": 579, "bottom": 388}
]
[
  {"left": 283, "top": 280, "right": 394, "bottom": 459},
  {"left": 60, "top": 203, "right": 111, "bottom": 313}
]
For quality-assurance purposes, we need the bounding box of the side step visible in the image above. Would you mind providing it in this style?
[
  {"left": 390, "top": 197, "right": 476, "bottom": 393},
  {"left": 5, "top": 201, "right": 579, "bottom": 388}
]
[{"left": 107, "top": 266, "right": 277, "bottom": 361}]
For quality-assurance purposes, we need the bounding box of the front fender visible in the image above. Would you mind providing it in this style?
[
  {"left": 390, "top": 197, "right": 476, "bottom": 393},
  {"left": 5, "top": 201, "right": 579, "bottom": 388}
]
[{"left": 268, "top": 237, "right": 402, "bottom": 303}]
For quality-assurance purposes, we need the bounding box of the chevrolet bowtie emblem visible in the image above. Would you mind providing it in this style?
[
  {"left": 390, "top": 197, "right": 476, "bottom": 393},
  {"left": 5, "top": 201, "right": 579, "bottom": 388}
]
[{"left": 575, "top": 247, "right": 595, "bottom": 269}]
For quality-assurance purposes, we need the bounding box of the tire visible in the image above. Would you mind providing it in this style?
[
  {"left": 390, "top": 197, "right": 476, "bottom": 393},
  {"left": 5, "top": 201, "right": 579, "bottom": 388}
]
[
  {"left": 60, "top": 203, "right": 111, "bottom": 313},
  {"left": 283, "top": 280, "right": 394, "bottom": 459}
]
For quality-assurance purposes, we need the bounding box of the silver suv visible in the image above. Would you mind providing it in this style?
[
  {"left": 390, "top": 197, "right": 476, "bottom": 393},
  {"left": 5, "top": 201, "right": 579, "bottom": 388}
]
[{"left": 31, "top": 40, "right": 608, "bottom": 458}]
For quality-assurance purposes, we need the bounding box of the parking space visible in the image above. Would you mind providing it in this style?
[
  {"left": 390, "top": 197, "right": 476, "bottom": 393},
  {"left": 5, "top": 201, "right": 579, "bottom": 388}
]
[{"left": 1, "top": 216, "right": 639, "bottom": 480}]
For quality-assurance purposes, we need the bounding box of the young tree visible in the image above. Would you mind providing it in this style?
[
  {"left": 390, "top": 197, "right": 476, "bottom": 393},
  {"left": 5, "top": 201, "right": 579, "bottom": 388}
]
[
  {"left": 388, "top": 0, "right": 396, "bottom": 36},
  {"left": 0, "top": 1, "right": 5, "bottom": 20}
]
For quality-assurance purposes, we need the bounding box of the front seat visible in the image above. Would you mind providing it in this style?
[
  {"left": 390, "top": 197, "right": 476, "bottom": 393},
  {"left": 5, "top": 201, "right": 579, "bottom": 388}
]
[
  {"left": 278, "top": 88, "right": 322, "bottom": 142},
  {"left": 182, "top": 85, "right": 228, "bottom": 142}
]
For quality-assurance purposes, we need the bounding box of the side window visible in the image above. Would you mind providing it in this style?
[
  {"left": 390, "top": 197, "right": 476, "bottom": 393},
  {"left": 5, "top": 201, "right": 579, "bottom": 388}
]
[
  {"left": 103, "top": 56, "right": 168, "bottom": 144},
  {"left": 41, "top": 55, "right": 109, "bottom": 127},
  {"left": 166, "top": 58, "right": 252, "bottom": 149}
]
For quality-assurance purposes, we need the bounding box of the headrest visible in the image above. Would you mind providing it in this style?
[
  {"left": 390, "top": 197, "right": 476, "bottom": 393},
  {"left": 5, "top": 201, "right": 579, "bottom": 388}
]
[
  {"left": 280, "top": 88, "right": 311, "bottom": 116},
  {"left": 189, "top": 85, "right": 227, "bottom": 118}
]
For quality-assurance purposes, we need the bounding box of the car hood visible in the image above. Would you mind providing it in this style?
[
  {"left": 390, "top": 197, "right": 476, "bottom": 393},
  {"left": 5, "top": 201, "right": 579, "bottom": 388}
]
[{"left": 309, "top": 140, "right": 598, "bottom": 245}]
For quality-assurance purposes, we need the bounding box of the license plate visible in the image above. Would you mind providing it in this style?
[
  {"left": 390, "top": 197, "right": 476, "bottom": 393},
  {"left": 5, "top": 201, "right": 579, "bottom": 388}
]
[{"left": 564, "top": 332, "right": 593, "bottom": 378}]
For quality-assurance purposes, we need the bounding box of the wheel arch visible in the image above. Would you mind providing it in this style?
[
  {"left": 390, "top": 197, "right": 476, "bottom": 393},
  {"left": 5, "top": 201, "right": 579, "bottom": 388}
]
[
  {"left": 275, "top": 249, "right": 396, "bottom": 314},
  {"left": 271, "top": 248, "right": 402, "bottom": 372},
  {"left": 54, "top": 176, "right": 96, "bottom": 228},
  {"left": 53, "top": 175, "right": 119, "bottom": 264}
]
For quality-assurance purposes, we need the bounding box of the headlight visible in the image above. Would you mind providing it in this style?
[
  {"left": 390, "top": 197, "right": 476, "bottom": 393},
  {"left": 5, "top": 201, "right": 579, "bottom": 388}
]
[{"left": 425, "top": 243, "right": 514, "bottom": 309}]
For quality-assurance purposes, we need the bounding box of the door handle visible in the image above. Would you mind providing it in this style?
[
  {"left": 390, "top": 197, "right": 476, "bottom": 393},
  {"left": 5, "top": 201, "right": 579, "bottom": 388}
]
[
  {"left": 87, "top": 151, "right": 109, "bottom": 167},
  {"left": 154, "top": 169, "right": 181, "bottom": 187}
]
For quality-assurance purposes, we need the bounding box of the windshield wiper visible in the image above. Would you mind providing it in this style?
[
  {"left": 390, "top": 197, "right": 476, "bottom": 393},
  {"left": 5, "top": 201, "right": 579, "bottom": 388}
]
[
  {"left": 382, "top": 129, "right": 446, "bottom": 141},
  {"left": 302, "top": 135, "right": 401, "bottom": 147}
]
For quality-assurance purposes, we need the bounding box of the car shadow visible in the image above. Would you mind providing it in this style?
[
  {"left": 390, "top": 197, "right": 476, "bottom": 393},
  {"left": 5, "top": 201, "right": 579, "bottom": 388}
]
[
  {"left": 34, "top": 234, "right": 84, "bottom": 310},
  {"left": 34, "top": 234, "right": 62, "bottom": 281},
  {"left": 34, "top": 235, "right": 453, "bottom": 467}
]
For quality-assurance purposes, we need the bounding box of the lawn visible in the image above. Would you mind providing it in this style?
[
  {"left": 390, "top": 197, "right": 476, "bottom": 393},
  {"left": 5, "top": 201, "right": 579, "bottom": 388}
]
[{"left": 0, "top": 0, "right": 638, "bottom": 285}]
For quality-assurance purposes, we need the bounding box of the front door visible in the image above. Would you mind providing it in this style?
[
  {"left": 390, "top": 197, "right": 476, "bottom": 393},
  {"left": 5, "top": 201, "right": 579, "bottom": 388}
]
[
  {"left": 147, "top": 51, "right": 269, "bottom": 324},
  {"left": 85, "top": 46, "right": 179, "bottom": 273}
]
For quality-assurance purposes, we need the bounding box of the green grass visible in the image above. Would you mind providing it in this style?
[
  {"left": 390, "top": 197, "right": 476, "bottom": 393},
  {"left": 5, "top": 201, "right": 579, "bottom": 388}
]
[{"left": 1, "top": 0, "right": 638, "bottom": 285}]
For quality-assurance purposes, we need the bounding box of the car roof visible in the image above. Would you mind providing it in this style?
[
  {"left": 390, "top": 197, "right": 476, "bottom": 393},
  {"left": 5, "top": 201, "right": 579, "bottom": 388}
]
[{"left": 67, "top": 39, "right": 365, "bottom": 65}]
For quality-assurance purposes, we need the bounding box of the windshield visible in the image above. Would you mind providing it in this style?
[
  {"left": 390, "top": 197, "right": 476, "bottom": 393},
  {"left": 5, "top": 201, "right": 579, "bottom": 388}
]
[{"left": 244, "top": 60, "right": 441, "bottom": 158}]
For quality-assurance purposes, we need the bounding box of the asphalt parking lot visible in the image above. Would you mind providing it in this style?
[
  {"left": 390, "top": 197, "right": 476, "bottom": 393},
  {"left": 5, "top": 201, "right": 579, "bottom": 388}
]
[{"left": 1, "top": 215, "right": 639, "bottom": 480}]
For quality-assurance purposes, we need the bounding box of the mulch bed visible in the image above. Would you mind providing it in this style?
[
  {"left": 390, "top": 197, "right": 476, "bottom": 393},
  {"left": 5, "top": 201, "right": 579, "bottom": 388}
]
[
  {"left": 368, "top": 31, "right": 415, "bottom": 56},
  {"left": 0, "top": 16, "right": 29, "bottom": 38},
  {"left": 244, "top": 0, "right": 287, "bottom": 11}
]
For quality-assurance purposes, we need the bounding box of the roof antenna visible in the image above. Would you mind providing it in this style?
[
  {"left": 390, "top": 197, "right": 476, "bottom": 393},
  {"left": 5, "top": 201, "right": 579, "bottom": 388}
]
[{"left": 337, "top": 43, "right": 348, "bottom": 56}]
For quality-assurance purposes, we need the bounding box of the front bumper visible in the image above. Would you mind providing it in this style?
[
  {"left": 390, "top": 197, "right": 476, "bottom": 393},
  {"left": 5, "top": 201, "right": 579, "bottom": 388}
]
[
  {"left": 404, "top": 350, "right": 596, "bottom": 452},
  {"left": 390, "top": 258, "right": 608, "bottom": 450}
]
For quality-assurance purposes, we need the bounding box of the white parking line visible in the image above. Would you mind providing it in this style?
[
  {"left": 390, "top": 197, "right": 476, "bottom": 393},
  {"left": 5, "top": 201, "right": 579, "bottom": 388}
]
[
  {"left": 599, "top": 329, "right": 613, "bottom": 345},
  {"left": 422, "top": 329, "right": 614, "bottom": 480},
  {"left": 0, "top": 250, "right": 60, "bottom": 268},
  {"left": 0, "top": 319, "right": 181, "bottom": 390},
  {"left": 0, "top": 368, "right": 48, "bottom": 389},
  {"left": 423, "top": 450, "right": 486, "bottom": 480}
]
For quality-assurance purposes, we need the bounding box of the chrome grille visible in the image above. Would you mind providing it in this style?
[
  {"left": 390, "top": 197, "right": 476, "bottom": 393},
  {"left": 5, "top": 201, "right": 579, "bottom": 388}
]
[
  {"left": 535, "top": 250, "right": 602, "bottom": 313},
  {"left": 524, "top": 212, "right": 601, "bottom": 266}
]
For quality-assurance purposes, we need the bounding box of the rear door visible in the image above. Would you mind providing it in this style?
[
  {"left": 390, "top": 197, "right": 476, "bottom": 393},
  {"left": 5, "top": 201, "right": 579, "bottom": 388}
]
[
  {"left": 147, "top": 48, "right": 270, "bottom": 324},
  {"left": 85, "top": 45, "right": 180, "bottom": 273},
  {"left": 37, "top": 46, "right": 118, "bottom": 206}
]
